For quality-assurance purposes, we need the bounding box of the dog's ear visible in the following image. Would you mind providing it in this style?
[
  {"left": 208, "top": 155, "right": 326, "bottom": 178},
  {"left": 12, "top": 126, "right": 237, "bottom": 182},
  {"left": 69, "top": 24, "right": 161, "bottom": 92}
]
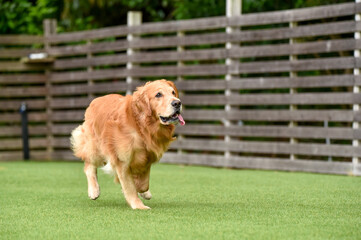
[
  {"left": 165, "top": 80, "right": 179, "bottom": 97},
  {"left": 133, "top": 84, "right": 152, "bottom": 117}
]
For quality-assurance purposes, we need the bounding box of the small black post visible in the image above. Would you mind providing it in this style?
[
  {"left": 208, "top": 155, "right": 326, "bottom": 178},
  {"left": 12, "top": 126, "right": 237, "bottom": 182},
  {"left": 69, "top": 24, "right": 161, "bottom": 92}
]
[{"left": 19, "top": 102, "right": 30, "bottom": 160}]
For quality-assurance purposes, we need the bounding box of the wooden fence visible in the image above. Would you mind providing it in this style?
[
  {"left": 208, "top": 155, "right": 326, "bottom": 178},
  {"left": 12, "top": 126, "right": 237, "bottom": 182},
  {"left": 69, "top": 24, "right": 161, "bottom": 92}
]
[{"left": 1, "top": 1, "right": 361, "bottom": 175}]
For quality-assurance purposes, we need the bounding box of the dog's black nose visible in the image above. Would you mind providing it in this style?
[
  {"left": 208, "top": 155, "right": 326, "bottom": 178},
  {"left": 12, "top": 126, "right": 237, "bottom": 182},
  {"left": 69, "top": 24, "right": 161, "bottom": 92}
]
[{"left": 171, "top": 100, "right": 181, "bottom": 108}]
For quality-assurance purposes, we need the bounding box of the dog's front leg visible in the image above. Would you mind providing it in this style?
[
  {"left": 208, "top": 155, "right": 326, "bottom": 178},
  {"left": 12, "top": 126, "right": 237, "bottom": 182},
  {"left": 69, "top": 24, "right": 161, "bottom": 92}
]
[
  {"left": 84, "top": 161, "right": 100, "bottom": 200},
  {"left": 134, "top": 167, "right": 152, "bottom": 200},
  {"left": 114, "top": 161, "right": 150, "bottom": 210}
]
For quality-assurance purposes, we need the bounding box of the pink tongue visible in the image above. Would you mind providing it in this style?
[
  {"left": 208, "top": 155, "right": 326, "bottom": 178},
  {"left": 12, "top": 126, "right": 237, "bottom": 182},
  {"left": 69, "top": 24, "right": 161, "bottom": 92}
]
[{"left": 178, "top": 114, "right": 185, "bottom": 125}]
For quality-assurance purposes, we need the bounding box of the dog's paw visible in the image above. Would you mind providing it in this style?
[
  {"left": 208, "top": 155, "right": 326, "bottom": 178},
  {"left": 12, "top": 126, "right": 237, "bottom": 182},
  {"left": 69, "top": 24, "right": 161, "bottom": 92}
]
[
  {"left": 139, "top": 190, "right": 152, "bottom": 200},
  {"left": 132, "top": 204, "right": 151, "bottom": 210},
  {"left": 137, "top": 205, "right": 151, "bottom": 210},
  {"left": 88, "top": 187, "right": 100, "bottom": 200},
  {"left": 130, "top": 200, "right": 151, "bottom": 210}
]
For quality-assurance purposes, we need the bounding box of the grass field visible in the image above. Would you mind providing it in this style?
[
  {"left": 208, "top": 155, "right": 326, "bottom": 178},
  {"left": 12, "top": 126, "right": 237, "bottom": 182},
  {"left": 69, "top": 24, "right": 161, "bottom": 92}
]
[{"left": 0, "top": 161, "right": 360, "bottom": 239}]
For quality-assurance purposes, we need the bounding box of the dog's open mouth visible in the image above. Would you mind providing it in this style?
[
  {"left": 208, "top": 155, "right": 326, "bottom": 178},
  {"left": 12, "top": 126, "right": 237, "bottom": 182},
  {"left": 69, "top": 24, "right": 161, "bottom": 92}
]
[{"left": 160, "top": 111, "right": 185, "bottom": 126}]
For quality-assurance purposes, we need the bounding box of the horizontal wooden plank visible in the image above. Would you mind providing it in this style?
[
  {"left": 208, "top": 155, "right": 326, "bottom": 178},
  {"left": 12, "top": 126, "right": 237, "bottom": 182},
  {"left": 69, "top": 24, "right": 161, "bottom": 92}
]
[
  {"left": 161, "top": 152, "right": 357, "bottom": 175},
  {"left": 0, "top": 86, "right": 47, "bottom": 97},
  {"left": 0, "top": 35, "right": 43, "bottom": 45},
  {"left": 232, "top": 57, "right": 358, "bottom": 74},
  {"left": 171, "top": 139, "right": 361, "bottom": 157},
  {"left": 0, "top": 126, "right": 48, "bottom": 137},
  {"left": 51, "top": 110, "right": 84, "bottom": 122},
  {"left": 176, "top": 124, "right": 360, "bottom": 140},
  {"left": 50, "top": 64, "right": 226, "bottom": 83},
  {"left": 50, "top": 98, "right": 91, "bottom": 109},
  {"left": 0, "top": 99, "right": 46, "bottom": 110},
  {"left": 0, "top": 151, "right": 22, "bottom": 161},
  {"left": 0, "top": 150, "right": 48, "bottom": 161},
  {"left": 51, "top": 150, "right": 78, "bottom": 161},
  {"left": 0, "top": 113, "right": 47, "bottom": 122},
  {"left": 53, "top": 49, "right": 227, "bottom": 69},
  {"left": 50, "top": 81, "right": 128, "bottom": 96},
  {"left": 0, "top": 138, "right": 48, "bottom": 150},
  {"left": 175, "top": 75, "right": 358, "bottom": 91},
  {"left": 227, "top": 75, "right": 357, "bottom": 89},
  {"left": 47, "top": 39, "right": 128, "bottom": 56},
  {"left": 183, "top": 93, "right": 361, "bottom": 105},
  {"left": 51, "top": 137, "right": 71, "bottom": 148},
  {"left": 0, "top": 74, "right": 47, "bottom": 84},
  {"left": 48, "top": 20, "right": 360, "bottom": 57},
  {"left": 46, "top": 26, "right": 127, "bottom": 44},
  {"left": 230, "top": 38, "right": 360, "bottom": 59},
  {"left": 54, "top": 54, "right": 128, "bottom": 70},
  {"left": 182, "top": 109, "right": 355, "bottom": 122},
  {"left": 52, "top": 124, "right": 78, "bottom": 135},
  {"left": 176, "top": 80, "right": 226, "bottom": 90}
]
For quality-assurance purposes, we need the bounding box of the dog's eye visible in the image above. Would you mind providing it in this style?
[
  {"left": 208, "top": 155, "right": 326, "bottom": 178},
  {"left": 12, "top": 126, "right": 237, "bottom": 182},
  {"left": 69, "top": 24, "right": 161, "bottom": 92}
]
[
  {"left": 155, "top": 92, "right": 162, "bottom": 98},
  {"left": 172, "top": 90, "right": 176, "bottom": 96}
]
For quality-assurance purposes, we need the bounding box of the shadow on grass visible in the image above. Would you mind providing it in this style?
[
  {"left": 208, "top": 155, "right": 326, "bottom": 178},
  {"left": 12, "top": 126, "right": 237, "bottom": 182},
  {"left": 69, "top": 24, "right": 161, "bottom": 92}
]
[{"left": 80, "top": 197, "right": 242, "bottom": 212}]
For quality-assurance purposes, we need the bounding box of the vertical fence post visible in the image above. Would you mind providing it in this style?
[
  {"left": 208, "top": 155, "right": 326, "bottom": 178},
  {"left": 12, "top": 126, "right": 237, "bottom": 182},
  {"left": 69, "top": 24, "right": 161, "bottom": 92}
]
[
  {"left": 289, "top": 21, "right": 297, "bottom": 161},
  {"left": 87, "top": 40, "right": 94, "bottom": 100},
  {"left": 127, "top": 11, "right": 142, "bottom": 95},
  {"left": 43, "top": 19, "right": 56, "bottom": 161},
  {"left": 19, "top": 102, "right": 30, "bottom": 160},
  {"left": 177, "top": 31, "right": 185, "bottom": 155},
  {"left": 353, "top": 0, "right": 360, "bottom": 175},
  {"left": 324, "top": 120, "right": 332, "bottom": 162},
  {"left": 225, "top": 0, "right": 241, "bottom": 160}
]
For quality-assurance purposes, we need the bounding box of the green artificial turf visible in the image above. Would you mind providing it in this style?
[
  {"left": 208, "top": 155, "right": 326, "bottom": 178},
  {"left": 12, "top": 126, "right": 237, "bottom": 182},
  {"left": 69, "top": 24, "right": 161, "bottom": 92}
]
[{"left": 0, "top": 161, "right": 360, "bottom": 240}]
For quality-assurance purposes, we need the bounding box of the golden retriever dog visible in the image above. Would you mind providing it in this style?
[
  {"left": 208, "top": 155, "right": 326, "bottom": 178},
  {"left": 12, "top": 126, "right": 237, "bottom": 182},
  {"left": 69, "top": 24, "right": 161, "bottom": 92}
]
[{"left": 70, "top": 79, "right": 185, "bottom": 210}]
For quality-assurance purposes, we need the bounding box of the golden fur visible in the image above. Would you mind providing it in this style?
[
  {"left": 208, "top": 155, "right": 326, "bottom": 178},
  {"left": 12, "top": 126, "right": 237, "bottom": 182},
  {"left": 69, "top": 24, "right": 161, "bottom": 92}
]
[{"left": 70, "top": 79, "right": 183, "bottom": 209}]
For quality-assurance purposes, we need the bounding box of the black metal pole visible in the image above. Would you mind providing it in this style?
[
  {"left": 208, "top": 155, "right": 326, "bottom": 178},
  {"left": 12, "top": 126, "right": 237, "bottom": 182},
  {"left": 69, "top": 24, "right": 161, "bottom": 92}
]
[{"left": 19, "top": 102, "right": 30, "bottom": 160}]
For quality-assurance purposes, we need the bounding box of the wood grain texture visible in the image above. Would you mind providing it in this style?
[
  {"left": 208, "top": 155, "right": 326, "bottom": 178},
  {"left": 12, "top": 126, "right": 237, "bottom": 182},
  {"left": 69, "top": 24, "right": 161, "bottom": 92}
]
[
  {"left": 0, "top": 74, "right": 46, "bottom": 84},
  {"left": 183, "top": 93, "right": 361, "bottom": 105},
  {"left": 161, "top": 152, "right": 355, "bottom": 175},
  {"left": 170, "top": 139, "right": 361, "bottom": 157},
  {"left": 182, "top": 109, "right": 355, "bottom": 122},
  {"left": 0, "top": 151, "right": 48, "bottom": 161},
  {"left": 175, "top": 124, "right": 360, "bottom": 140}
]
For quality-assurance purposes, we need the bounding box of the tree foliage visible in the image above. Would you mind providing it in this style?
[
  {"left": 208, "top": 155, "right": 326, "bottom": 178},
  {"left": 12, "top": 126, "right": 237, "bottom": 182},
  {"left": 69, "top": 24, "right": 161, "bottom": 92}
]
[
  {"left": 0, "top": 0, "right": 59, "bottom": 34},
  {"left": 0, "top": 0, "right": 354, "bottom": 34}
]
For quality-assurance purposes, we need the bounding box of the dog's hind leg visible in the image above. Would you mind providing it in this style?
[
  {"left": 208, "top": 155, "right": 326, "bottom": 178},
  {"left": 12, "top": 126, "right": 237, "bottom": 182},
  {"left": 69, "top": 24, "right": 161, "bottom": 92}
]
[
  {"left": 114, "top": 160, "right": 150, "bottom": 210},
  {"left": 84, "top": 161, "right": 100, "bottom": 200}
]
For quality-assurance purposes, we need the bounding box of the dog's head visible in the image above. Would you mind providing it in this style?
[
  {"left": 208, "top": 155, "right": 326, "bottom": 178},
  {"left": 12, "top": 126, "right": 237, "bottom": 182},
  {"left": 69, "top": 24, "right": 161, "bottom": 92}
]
[{"left": 133, "top": 79, "right": 185, "bottom": 126}]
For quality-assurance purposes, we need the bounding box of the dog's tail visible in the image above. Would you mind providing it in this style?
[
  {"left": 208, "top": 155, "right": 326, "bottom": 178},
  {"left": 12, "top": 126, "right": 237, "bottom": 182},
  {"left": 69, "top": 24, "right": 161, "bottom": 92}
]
[
  {"left": 101, "top": 162, "right": 119, "bottom": 183},
  {"left": 70, "top": 125, "right": 87, "bottom": 159},
  {"left": 101, "top": 162, "right": 115, "bottom": 175}
]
